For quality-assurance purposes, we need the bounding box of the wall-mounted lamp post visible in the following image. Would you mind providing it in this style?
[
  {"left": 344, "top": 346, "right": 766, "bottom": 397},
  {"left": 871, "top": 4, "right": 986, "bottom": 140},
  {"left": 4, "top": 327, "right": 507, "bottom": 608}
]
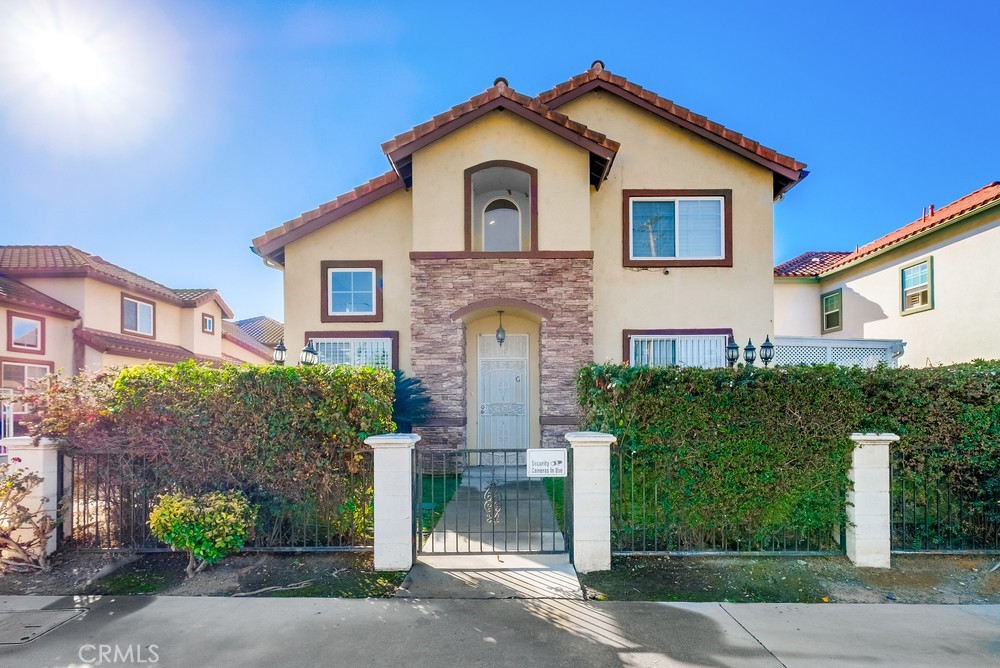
[
  {"left": 495, "top": 310, "right": 506, "bottom": 347},
  {"left": 273, "top": 339, "right": 287, "bottom": 366},
  {"left": 300, "top": 340, "right": 318, "bottom": 366},
  {"left": 725, "top": 339, "right": 740, "bottom": 368}
]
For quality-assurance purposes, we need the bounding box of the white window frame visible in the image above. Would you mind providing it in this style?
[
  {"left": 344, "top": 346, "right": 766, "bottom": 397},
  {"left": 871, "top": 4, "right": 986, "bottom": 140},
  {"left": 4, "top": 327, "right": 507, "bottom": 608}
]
[
  {"left": 123, "top": 296, "right": 154, "bottom": 336},
  {"left": 10, "top": 315, "right": 43, "bottom": 351},
  {"left": 628, "top": 196, "right": 726, "bottom": 261},
  {"left": 327, "top": 268, "right": 377, "bottom": 316},
  {"left": 312, "top": 337, "right": 393, "bottom": 369},
  {"left": 202, "top": 313, "right": 215, "bottom": 334},
  {"left": 2, "top": 362, "right": 51, "bottom": 437},
  {"left": 628, "top": 334, "right": 728, "bottom": 369}
]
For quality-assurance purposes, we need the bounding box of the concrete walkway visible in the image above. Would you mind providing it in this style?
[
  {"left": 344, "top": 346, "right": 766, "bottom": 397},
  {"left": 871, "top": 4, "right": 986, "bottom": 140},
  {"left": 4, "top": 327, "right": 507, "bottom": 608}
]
[
  {"left": 397, "top": 554, "right": 584, "bottom": 599},
  {"left": 1, "top": 595, "right": 997, "bottom": 667}
]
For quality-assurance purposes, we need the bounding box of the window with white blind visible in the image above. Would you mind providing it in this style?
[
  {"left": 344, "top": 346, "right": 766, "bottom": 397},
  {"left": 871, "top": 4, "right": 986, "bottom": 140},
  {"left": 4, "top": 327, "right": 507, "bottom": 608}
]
[
  {"left": 629, "top": 197, "right": 724, "bottom": 260},
  {"left": 2, "top": 361, "right": 51, "bottom": 437},
  {"left": 312, "top": 337, "right": 393, "bottom": 369},
  {"left": 628, "top": 334, "right": 728, "bottom": 369},
  {"left": 901, "top": 258, "right": 933, "bottom": 314}
]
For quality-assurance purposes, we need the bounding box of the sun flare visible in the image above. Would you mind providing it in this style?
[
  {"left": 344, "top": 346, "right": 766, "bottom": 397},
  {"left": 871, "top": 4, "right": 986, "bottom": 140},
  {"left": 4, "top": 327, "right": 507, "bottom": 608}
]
[{"left": 0, "top": 0, "right": 184, "bottom": 155}]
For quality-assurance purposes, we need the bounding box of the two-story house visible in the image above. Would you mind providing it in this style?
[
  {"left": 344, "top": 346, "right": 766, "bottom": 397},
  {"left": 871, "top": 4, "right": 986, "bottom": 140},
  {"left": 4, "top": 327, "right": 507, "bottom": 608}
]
[
  {"left": 774, "top": 181, "right": 1000, "bottom": 366},
  {"left": 0, "top": 245, "right": 252, "bottom": 435},
  {"left": 252, "top": 62, "right": 808, "bottom": 450}
]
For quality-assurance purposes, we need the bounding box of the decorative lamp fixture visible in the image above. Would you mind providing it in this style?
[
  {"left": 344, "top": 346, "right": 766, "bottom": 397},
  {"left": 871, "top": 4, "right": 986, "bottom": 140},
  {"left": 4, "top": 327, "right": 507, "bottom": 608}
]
[
  {"left": 273, "top": 338, "right": 287, "bottom": 366},
  {"left": 743, "top": 339, "right": 756, "bottom": 366},
  {"left": 300, "top": 340, "right": 319, "bottom": 366},
  {"left": 760, "top": 336, "right": 775, "bottom": 367},
  {"left": 725, "top": 338, "right": 740, "bottom": 367},
  {"left": 495, "top": 311, "right": 506, "bottom": 347}
]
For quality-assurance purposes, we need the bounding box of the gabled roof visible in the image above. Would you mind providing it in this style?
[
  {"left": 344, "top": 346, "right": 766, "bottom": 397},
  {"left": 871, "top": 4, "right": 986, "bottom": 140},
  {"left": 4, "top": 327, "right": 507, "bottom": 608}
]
[
  {"left": 222, "top": 320, "right": 275, "bottom": 361},
  {"left": 0, "top": 246, "right": 234, "bottom": 318},
  {"left": 0, "top": 276, "right": 80, "bottom": 319},
  {"left": 775, "top": 181, "right": 1000, "bottom": 278},
  {"left": 774, "top": 251, "right": 853, "bottom": 277},
  {"left": 536, "top": 62, "right": 808, "bottom": 198},
  {"left": 252, "top": 171, "right": 403, "bottom": 266},
  {"left": 382, "top": 78, "right": 620, "bottom": 190},
  {"left": 233, "top": 315, "right": 284, "bottom": 347},
  {"left": 74, "top": 327, "right": 224, "bottom": 366}
]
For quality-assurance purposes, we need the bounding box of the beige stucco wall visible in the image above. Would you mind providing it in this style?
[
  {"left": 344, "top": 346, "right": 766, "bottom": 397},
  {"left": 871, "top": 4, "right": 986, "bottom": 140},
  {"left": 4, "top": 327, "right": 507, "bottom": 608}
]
[
  {"left": 815, "top": 209, "right": 1000, "bottom": 366},
  {"left": 180, "top": 303, "right": 224, "bottom": 357},
  {"left": 282, "top": 188, "right": 413, "bottom": 373},
  {"left": 463, "top": 312, "right": 541, "bottom": 450},
  {"left": 0, "top": 306, "right": 76, "bottom": 374},
  {"left": 221, "top": 337, "right": 271, "bottom": 364},
  {"left": 774, "top": 279, "right": 822, "bottom": 337},
  {"left": 410, "top": 111, "right": 593, "bottom": 252},
  {"left": 560, "top": 92, "right": 778, "bottom": 361}
]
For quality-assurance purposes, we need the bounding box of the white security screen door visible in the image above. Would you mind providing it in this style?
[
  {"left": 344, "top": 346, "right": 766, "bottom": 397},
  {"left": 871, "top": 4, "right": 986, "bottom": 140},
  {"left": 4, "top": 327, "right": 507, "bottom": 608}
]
[{"left": 478, "top": 333, "right": 529, "bottom": 450}]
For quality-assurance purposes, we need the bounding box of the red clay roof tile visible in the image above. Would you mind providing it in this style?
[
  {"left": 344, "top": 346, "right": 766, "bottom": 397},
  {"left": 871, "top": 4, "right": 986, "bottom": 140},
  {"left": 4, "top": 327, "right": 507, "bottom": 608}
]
[
  {"left": 74, "top": 327, "right": 223, "bottom": 366},
  {"left": 774, "top": 251, "right": 853, "bottom": 277},
  {"left": 0, "top": 276, "right": 80, "bottom": 318}
]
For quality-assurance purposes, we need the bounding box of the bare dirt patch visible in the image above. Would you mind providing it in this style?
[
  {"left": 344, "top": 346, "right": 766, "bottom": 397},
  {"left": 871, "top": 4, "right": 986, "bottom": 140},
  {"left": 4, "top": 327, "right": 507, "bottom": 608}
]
[{"left": 580, "top": 554, "right": 1000, "bottom": 604}]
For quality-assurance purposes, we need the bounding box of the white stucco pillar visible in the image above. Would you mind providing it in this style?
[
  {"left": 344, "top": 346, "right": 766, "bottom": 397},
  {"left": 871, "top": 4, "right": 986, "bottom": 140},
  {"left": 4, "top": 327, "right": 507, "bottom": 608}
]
[
  {"left": 846, "top": 432, "right": 898, "bottom": 568},
  {"left": 566, "top": 431, "right": 615, "bottom": 573},
  {"left": 2, "top": 436, "right": 61, "bottom": 557},
  {"left": 366, "top": 433, "right": 420, "bottom": 571}
]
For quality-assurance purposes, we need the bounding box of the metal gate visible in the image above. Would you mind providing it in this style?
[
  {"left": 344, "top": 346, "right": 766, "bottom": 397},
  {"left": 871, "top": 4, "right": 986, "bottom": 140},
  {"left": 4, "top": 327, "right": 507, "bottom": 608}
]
[{"left": 414, "top": 448, "right": 571, "bottom": 555}]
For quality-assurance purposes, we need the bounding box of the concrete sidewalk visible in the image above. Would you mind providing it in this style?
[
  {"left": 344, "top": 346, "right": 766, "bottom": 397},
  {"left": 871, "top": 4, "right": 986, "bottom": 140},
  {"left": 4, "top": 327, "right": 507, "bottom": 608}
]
[{"left": 1, "top": 594, "right": 997, "bottom": 667}]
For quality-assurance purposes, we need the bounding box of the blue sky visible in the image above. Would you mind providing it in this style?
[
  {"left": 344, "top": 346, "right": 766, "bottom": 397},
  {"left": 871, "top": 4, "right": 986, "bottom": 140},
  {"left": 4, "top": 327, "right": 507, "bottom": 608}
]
[{"left": 1, "top": 1, "right": 997, "bottom": 322}]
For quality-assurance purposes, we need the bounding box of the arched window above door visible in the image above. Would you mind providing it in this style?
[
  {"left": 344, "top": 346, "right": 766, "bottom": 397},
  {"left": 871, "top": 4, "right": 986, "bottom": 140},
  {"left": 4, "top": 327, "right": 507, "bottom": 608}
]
[{"left": 466, "top": 161, "right": 537, "bottom": 252}]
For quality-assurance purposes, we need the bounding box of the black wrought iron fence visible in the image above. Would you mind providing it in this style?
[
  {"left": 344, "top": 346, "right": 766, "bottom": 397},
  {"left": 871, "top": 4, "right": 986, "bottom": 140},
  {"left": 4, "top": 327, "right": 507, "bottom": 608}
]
[
  {"left": 611, "top": 449, "right": 844, "bottom": 555},
  {"left": 891, "top": 450, "right": 1000, "bottom": 553},
  {"left": 64, "top": 449, "right": 375, "bottom": 552}
]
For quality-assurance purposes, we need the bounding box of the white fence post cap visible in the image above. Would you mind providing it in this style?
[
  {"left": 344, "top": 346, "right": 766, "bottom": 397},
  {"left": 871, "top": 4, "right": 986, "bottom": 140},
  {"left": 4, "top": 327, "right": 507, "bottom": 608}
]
[
  {"left": 365, "top": 433, "right": 421, "bottom": 449},
  {"left": 849, "top": 433, "right": 900, "bottom": 443},
  {"left": 565, "top": 431, "right": 617, "bottom": 447}
]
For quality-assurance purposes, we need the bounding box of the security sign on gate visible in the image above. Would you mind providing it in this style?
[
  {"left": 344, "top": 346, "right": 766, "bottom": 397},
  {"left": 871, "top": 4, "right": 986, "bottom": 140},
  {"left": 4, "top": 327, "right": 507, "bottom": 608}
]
[{"left": 526, "top": 448, "right": 568, "bottom": 478}]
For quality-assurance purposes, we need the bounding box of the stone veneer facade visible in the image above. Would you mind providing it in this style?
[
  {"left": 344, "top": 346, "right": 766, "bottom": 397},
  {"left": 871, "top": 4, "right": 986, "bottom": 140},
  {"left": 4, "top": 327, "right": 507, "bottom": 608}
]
[{"left": 410, "top": 255, "right": 593, "bottom": 449}]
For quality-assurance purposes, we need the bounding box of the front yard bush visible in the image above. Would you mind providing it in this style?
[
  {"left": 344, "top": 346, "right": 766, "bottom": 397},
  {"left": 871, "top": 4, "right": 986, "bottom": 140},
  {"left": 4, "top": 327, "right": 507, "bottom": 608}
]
[
  {"left": 0, "top": 460, "right": 57, "bottom": 572},
  {"left": 149, "top": 490, "right": 257, "bottom": 577}
]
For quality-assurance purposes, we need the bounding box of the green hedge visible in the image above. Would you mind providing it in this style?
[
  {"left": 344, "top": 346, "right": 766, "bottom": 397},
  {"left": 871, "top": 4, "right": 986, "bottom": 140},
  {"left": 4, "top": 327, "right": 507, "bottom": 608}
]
[{"left": 578, "top": 362, "right": 1000, "bottom": 536}]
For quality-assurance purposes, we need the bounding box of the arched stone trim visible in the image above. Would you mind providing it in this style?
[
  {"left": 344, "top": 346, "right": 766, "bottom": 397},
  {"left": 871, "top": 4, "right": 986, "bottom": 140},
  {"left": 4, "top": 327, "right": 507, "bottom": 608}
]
[{"left": 450, "top": 297, "right": 553, "bottom": 322}]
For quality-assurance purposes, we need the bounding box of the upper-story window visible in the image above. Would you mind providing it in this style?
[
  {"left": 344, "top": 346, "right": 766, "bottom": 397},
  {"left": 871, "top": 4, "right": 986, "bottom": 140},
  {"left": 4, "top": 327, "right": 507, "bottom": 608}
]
[
  {"left": 122, "top": 294, "right": 155, "bottom": 337},
  {"left": 7, "top": 311, "right": 45, "bottom": 354},
  {"left": 901, "top": 258, "right": 933, "bottom": 314},
  {"left": 202, "top": 313, "right": 215, "bottom": 334},
  {"left": 821, "top": 289, "right": 843, "bottom": 333},
  {"left": 320, "top": 260, "right": 383, "bottom": 323},
  {"left": 466, "top": 161, "right": 537, "bottom": 253},
  {"left": 623, "top": 189, "right": 733, "bottom": 267}
]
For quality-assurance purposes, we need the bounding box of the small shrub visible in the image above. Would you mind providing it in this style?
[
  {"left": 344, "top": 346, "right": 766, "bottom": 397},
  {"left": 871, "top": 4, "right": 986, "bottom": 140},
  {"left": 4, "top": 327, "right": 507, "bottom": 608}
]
[
  {"left": 0, "top": 460, "right": 57, "bottom": 572},
  {"left": 149, "top": 490, "right": 257, "bottom": 578}
]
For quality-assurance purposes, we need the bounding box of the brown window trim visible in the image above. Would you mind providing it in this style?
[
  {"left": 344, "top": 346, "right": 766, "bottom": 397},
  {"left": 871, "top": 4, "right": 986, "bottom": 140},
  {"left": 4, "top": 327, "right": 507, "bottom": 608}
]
[
  {"left": 622, "top": 328, "right": 735, "bottom": 363},
  {"left": 320, "top": 260, "right": 384, "bottom": 323},
  {"left": 201, "top": 313, "right": 216, "bottom": 335},
  {"left": 464, "top": 160, "right": 539, "bottom": 254},
  {"left": 622, "top": 189, "right": 733, "bottom": 268},
  {"left": 304, "top": 330, "right": 399, "bottom": 371},
  {"left": 120, "top": 293, "right": 156, "bottom": 339},
  {"left": 6, "top": 310, "right": 46, "bottom": 356}
]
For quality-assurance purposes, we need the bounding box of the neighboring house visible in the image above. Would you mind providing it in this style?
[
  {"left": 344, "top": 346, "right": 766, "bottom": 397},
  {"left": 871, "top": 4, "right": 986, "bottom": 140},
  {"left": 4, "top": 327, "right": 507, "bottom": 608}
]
[
  {"left": 233, "top": 315, "right": 284, "bottom": 350},
  {"left": 0, "top": 245, "right": 236, "bottom": 436},
  {"left": 221, "top": 320, "right": 275, "bottom": 364},
  {"left": 252, "top": 61, "right": 807, "bottom": 449},
  {"left": 774, "top": 181, "right": 1000, "bottom": 366}
]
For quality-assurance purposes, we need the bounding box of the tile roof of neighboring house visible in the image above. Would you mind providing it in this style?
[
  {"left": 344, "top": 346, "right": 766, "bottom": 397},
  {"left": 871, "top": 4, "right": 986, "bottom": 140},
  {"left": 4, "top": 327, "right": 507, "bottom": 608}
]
[
  {"left": 536, "top": 61, "right": 808, "bottom": 197},
  {"left": 774, "top": 251, "right": 853, "bottom": 277},
  {"left": 233, "top": 315, "right": 284, "bottom": 347},
  {"left": 252, "top": 171, "right": 404, "bottom": 266},
  {"left": 0, "top": 276, "right": 80, "bottom": 318},
  {"left": 775, "top": 181, "right": 1000, "bottom": 278},
  {"left": 0, "top": 246, "right": 234, "bottom": 317},
  {"left": 381, "top": 78, "right": 620, "bottom": 189},
  {"left": 222, "top": 320, "right": 274, "bottom": 361},
  {"left": 74, "top": 327, "right": 223, "bottom": 366},
  {"left": 822, "top": 181, "right": 1000, "bottom": 274}
]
